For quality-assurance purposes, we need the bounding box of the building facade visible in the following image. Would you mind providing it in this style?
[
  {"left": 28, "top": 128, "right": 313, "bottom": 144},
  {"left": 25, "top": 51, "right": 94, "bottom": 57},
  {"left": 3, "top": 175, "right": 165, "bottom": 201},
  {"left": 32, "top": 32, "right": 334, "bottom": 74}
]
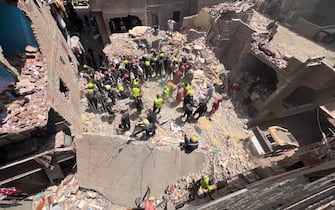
[{"left": 89, "top": 0, "right": 231, "bottom": 44}]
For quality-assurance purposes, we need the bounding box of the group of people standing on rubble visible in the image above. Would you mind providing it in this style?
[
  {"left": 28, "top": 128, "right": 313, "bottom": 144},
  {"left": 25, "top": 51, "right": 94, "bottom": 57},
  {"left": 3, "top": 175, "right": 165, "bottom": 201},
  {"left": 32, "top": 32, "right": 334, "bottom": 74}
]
[{"left": 81, "top": 49, "right": 223, "bottom": 147}]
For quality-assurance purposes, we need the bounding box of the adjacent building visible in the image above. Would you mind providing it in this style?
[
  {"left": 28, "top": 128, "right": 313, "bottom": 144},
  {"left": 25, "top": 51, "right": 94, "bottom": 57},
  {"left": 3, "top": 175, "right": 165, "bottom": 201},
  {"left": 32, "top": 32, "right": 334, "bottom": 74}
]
[
  {"left": 181, "top": 2, "right": 335, "bottom": 125},
  {"left": 0, "top": 0, "right": 81, "bottom": 193},
  {"left": 89, "top": 0, "right": 231, "bottom": 44}
]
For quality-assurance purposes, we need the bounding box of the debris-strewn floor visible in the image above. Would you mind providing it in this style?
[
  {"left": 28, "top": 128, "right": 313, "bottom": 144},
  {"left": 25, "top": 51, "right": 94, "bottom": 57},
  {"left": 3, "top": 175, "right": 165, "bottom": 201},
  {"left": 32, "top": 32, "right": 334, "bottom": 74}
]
[{"left": 77, "top": 27, "right": 261, "bottom": 208}]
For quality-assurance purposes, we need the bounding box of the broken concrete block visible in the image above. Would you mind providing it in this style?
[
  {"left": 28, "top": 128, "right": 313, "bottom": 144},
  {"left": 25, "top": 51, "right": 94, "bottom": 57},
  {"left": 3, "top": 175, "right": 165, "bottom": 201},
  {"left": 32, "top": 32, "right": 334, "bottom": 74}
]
[
  {"left": 188, "top": 29, "right": 207, "bottom": 42},
  {"left": 193, "top": 44, "right": 203, "bottom": 51},
  {"left": 25, "top": 45, "right": 38, "bottom": 53},
  {"left": 128, "top": 26, "right": 151, "bottom": 38},
  {"left": 18, "top": 85, "right": 36, "bottom": 95},
  {"left": 55, "top": 131, "right": 65, "bottom": 148},
  {"left": 199, "top": 58, "right": 205, "bottom": 64},
  {"left": 77, "top": 200, "right": 87, "bottom": 209}
]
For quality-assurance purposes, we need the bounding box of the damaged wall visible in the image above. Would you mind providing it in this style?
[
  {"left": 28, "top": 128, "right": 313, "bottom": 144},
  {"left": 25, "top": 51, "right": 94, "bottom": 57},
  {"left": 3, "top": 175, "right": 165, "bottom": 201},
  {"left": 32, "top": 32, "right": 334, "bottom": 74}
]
[
  {"left": 90, "top": 0, "right": 220, "bottom": 44},
  {"left": 77, "top": 134, "right": 206, "bottom": 206},
  {"left": 200, "top": 6, "right": 335, "bottom": 122},
  {"left": 215, "top": 20, "right": 254, "bottom": 70},
  {"left": 22, "top": 0, "right": 82, "bottom": 134}
]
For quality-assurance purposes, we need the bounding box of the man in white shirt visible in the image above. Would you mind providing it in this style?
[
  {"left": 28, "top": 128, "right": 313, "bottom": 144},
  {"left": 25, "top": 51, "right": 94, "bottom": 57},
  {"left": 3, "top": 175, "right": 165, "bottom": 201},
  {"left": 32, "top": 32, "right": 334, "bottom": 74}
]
[{"left": 167, "top": 19, "right": 176, "bottom": 35}]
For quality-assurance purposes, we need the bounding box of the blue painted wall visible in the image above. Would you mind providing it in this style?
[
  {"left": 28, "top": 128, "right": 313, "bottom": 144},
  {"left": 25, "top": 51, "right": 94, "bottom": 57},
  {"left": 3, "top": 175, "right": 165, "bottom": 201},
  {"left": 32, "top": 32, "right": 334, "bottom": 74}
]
[
  {"left": 0, "top": 0, "right": 39, "bottom": 56},
  {"left": 0, "top": 67, "right": 12, "bottom": 78}
]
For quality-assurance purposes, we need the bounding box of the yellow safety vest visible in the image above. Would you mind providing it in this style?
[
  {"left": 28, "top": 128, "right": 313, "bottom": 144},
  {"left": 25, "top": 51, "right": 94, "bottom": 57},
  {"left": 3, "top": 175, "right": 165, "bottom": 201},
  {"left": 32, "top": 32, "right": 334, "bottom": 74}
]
[
  {"left": 132, "top": 87, "right": 140, "bottom": 97},
  {"left": 133, "top": 80, "right": 139, "bottom": 88},
  {"left": 185, "top": 84, "right": 191, "bottom": 92},
  {"left": 163, "top": 88, "right": 170, "bottom": 99},
  {"left": 154, "top": 98, "right": 163, "bottom": 108},
  {"left": 87, "top": 82, "right": 94, "bottom": 89},
  {"left": 200, "top": 177, "right": 213, "bottom": 191}
]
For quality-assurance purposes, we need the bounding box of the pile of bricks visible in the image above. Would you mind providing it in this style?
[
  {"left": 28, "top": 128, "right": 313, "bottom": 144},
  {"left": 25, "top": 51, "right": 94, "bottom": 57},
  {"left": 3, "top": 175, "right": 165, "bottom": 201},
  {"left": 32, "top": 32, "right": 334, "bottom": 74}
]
[{"left": 0, "top": 45, "right": 48, "bottom": 134}]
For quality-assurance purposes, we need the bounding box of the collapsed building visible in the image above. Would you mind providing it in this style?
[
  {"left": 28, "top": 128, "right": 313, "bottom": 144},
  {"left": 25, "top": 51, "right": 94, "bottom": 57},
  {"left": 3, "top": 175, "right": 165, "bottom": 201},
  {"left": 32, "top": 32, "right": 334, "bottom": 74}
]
[
  {"left": 0, "top": 0, "right": 81, "bottom": 194},
  {"left": 1, "top": 0, "right": 335, "bottom": 209},
  {"left": 182, "top": 2, "right": 335, "bottom": 125},
  {"left": 75, "top": 0, "right": 335, "bottom": 209}
]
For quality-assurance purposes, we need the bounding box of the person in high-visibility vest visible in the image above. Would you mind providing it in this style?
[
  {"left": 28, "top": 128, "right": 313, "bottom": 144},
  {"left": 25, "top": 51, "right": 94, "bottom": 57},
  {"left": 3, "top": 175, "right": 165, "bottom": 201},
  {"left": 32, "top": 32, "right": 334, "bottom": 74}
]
[
  {"left": 184, "top": 82, "right": 191, "bottom": 93},
  {"left": 118, "top": 86, "right": 128, "bottom": 99},
  {"left": 144, "top": 60, "right": 152, "bottom": 80},
  {"left": 200, "top": 176, "right": 217, "bottom": 200},
  {"left": 153, "top": 94, "right": 163, "bottom": 114},
  {"left": 162, "top": 86, "right": 170, "bottom": 100},
  {"left": 83, "top": 64, "right": 94, "bottom": 78},
  {"left": 87, "top": 81, "right": 95, "bottom": 89},
  {"left": 132, "top": 87, "right": 141, "bottom": 98},
  {"left": 132, "top": 78, "right": 139, "bottom": 88}
]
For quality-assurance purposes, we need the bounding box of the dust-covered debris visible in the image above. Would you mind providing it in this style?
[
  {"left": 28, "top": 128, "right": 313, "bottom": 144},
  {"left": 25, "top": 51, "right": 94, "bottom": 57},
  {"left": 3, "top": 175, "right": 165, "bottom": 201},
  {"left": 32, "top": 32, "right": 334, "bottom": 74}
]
[{"left": 78, "top": 22, "right": 261, "bottom": 207}]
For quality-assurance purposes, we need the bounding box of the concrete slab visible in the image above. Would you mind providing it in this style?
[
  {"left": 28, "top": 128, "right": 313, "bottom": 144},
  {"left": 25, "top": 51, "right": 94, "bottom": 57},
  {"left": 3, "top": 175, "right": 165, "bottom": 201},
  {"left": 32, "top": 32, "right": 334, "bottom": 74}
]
[
  {"left": 77, "top": 134, "right": 206, "bottom": 207},
  {"left": 269, "top": 25, "right": 335, "bottom": 67}
]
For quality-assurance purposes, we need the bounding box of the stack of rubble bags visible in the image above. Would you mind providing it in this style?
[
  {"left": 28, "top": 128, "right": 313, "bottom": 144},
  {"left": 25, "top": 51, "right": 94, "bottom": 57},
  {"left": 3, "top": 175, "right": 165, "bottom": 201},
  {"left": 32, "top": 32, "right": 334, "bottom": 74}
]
[{"left": 0, "top": 45, "right": 48, "bottom": 134}]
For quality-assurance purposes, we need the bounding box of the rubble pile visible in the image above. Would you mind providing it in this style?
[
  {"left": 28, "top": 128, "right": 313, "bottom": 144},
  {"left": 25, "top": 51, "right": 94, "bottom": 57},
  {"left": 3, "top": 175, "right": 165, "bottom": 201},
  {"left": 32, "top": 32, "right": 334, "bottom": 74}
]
[
  {"left": 203, "top": 0, "right": 255, "bottom": 17},
  {"left": 279, "top": 138, "right": 335, "bottom": 168},
  {"left": 0, "top": 45, "right": 48, "bottom": 134},
  {"left": 79, "top": 24, "right": 261, "bottom": 207},
  {"left": 31, "top": 174, "right": 124, "bottom": 210}
]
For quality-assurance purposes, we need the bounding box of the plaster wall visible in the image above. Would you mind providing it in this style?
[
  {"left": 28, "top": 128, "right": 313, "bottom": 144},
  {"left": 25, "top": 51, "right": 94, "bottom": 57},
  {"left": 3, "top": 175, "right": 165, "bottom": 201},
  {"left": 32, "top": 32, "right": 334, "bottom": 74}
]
[{"left": 77, "top": 134, "right": 206, "bottom": 206}]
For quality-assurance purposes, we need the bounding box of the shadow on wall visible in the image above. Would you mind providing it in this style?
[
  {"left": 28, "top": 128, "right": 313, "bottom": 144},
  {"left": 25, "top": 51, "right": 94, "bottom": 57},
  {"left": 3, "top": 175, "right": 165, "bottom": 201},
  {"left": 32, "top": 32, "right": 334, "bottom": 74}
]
[{"left": 0, "top": 0, "right": 39, "bottom": 56}]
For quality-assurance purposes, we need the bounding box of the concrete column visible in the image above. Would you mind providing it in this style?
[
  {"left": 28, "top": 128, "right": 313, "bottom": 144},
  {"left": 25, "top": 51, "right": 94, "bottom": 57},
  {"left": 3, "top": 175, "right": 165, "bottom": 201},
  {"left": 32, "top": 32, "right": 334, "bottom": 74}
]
[{"left": 93, "top": 11, "right": 110, "bottom": 45}]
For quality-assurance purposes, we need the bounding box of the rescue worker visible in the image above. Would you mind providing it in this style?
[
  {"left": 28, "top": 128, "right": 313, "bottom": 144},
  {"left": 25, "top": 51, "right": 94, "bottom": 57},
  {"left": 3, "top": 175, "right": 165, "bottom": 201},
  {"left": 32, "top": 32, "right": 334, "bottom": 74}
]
[
  {"left": 118, "top": 111, "right": 131, "bottom": 131},
  {"left": 153, "top": 94, "right": 163, "bottom": 114},
  {"left": 135, "top": 96, "right": 143, "bottom": 113},
  {"left": 87, "top": 81, "right": 95, "bottom": 90},
  {"left": 86, "top": 88, "right": 98, "bottom": 112},
  {"left": 132, "top": 86, "right": 141, "bottom": 98},
  {"left": 118, "top": 86, "right": 128, "bottom": 99},
  {"left": 183, "top": 103, "right": 193, "bottom": 123},
  {"left": 162, "top": 86, "right": 170, "bottom": 100},
  {"left": 200, "top": 176, "right": 217, "bottom": 200},
  {"left": 123, "top": 59, "right": 130, "bottom": 70},
  {"left": 184, "top": 69, "right": 194, "bottom": 84},
  {"left": 193, "top": 100, "right": 208, "bottom": 121},
  {"left": 83, "top": 64, "right": 94, "bottom": 78},
  {"left": 164, "top": 56, "right": 172, "bottom": 79},
  {"left": 130, "top": 118, "right": 157, "bottom": 138},
  {"left": 183, "top": 91, "right": 194, "bottom": 110},
  {"left": 146, "top": 109, "right": 159, "bottom": 124},
  {"left": 104, "top": 84, "right": 116, "bottom": 105},
  {"left": 172, "top": 58, "right": 179, "bottom": 78},
  {"left": 155, "top": 53, "right": 164, "bottom": 77},
  {"left": 132, "top": 78, "right": 139, "bottom": 88},
  {"left": 184, "top": 82, "right": 191, "bottom": 94},
  {"left": 144, "top": 60, "right": 152, "bottom": 80},
  {"left": 141, "top": 54, "right": 149, "bottom": 63},
  {"left": 180, "top": 134, "right": 199, "bottom": 153}
]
